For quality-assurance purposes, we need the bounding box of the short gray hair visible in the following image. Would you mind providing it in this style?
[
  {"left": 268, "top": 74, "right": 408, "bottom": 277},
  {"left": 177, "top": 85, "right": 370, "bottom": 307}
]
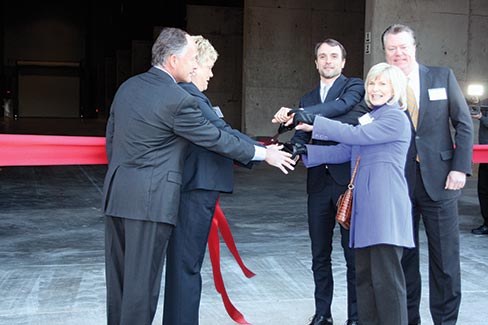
[
  {"left": 364, "top": 62, "right": 407, "bottom": 110},
  {"left": 381, "top": 24, "right": 416, "bottom": 49},
  {"left": 151, "top": 27, "right": 189, "bottom": 66}
]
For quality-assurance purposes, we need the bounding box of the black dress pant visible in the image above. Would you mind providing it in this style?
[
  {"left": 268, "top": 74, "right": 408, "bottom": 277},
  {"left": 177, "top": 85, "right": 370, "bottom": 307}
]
[
  {"left": 307, "top": 173, "right": 357, "bottom": 320},
  {"left": 402, "top": 164, "right": 461, "bottom": 325},
  {"left": 356, "top": 244, "right": 407, "bottom": 325},
  {"left": 163, "top": 189, "right": 219, "bottom": 325},
  {"left": 478, "top": 163, "right": 488, "bottom": 226},
  {"left": 105, "top": 216, "right": 173, "bottom": 325}
]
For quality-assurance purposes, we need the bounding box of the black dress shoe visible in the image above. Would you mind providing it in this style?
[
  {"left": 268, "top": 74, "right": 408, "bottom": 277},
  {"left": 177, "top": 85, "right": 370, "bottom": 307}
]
[
  {"left": 472, "top": 224, "right": 488, "bottom": 235},
  {"left": 309, "top": 314, "right": 333, "bottom": 325},
  {"left": 346, "top": 320, "right": 359, "bottom": 325}
]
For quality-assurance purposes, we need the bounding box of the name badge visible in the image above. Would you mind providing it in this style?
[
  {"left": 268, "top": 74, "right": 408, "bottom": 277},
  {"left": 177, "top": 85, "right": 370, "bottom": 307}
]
[
  {"left": 358, "top": 113, "right": 374, "bottom": 125},
  {"left": 212, "top": 106, "right": 224, "bottom": 118},
  {"left": 428, "top": 88, "right": 447, "bottom": 101}
]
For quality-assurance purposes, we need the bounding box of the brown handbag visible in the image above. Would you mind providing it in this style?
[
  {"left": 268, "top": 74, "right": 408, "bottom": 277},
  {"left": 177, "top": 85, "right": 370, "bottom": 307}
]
[{"left": 336, "top": 156, "right": 360, "bottom": 230}]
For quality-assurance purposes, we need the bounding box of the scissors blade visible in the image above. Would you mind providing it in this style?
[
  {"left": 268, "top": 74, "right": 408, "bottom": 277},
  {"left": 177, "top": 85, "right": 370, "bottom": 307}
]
[{"left": 268, "top": 132, "right": 280, "bottom": 144}]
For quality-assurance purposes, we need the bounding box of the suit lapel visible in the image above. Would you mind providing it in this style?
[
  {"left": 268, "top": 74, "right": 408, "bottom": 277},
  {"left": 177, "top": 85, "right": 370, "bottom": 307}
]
[
  {"left": 418, "top": 64, "right": 431, "bottom": 130},
  {"left": 308, "top": 74, "right": 346, "bottom": 106},
  {"left": 180, "top": 82, "right": 214, "bottom": 109},
  {"left": 325, "top": 74, "right": 347, "bottom": 102},
  {"left": 404, "top": 109, "right": 416, "bottom": 134},
  {"left": 311, "top": 85, "right": 321, "bottom": 105},
  {"left": 314, "top": 86, "right": 321, "bottom": 104}
]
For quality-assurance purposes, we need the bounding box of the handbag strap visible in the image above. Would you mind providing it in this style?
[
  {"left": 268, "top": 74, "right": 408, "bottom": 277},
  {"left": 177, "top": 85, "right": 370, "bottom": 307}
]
[{"left": 349, "top": 156, "right": 360, "bottom": 186}]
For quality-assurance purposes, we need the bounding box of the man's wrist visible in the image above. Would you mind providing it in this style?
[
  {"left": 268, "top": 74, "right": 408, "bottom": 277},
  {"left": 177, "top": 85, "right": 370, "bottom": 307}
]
[{"left": 252, "top": 145, "right": 267, "bottom": 161}]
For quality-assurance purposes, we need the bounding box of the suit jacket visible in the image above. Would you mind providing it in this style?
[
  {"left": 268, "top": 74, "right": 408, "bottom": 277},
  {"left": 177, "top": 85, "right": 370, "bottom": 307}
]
[
  {"left": 303, "top": 103, "right": 414, "bottom": 248},
  {"left": 291, "top": 74, "right": 365, "bottom": 192},
  {"left": 179, "top": 82, "right": 258, "bottom": 193},
  {"left": 404, "top": 108, "right": 418, "bottom": 199},
  {"left": 102, "top": 67, "right": 255, "bottom": 225},
  {"left": 414, "top": 64, "right": 473, "bottom": 201}
]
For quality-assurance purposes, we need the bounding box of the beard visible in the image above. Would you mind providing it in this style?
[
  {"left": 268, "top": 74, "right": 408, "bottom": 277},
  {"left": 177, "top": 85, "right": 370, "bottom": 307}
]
[{"left": 319, "top": 67, "right": 341, "bottom": 80}]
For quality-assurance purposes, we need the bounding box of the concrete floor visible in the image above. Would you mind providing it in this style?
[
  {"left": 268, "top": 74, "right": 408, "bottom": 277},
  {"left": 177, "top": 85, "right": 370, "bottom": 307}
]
[{"left": 0, "top": 117, "right": 488, "bottom": 325}]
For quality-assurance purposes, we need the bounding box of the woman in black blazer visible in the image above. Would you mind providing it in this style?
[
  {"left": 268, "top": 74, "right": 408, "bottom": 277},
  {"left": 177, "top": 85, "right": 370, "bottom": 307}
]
[{"left": 162, "top": 35, "right": 262, "bottom": 325}]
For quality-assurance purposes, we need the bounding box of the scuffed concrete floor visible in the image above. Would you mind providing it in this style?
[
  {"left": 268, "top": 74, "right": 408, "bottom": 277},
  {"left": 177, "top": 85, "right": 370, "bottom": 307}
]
[{"left": 1, "top": 161, "right": 487, "bottom": 324}]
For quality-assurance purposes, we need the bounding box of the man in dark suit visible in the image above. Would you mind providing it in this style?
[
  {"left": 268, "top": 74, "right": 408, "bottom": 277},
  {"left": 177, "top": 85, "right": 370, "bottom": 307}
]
[
  {"left": 273, "top": 39, "right": 364, "bottom": 325},
  {"left": 382, "top": 24, "right": 474, "bottom": 325},
  {"left": 102, "top": 27, "right": 295, "bottom": 325}
]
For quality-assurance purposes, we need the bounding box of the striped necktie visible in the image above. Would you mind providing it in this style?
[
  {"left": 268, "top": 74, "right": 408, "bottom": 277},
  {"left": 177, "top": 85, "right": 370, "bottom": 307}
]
[
  {"left": 406, "top": 79, "right": 419, "bottom": 129},
  {"left": 407, "top": 78, "right": 421, "bottom": 162}
]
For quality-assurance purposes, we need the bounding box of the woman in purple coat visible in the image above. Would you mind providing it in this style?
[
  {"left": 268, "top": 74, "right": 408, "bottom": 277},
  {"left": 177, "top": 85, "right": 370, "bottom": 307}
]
[{"left": 289, "top": 62, "right": 414, "bottom": 325}]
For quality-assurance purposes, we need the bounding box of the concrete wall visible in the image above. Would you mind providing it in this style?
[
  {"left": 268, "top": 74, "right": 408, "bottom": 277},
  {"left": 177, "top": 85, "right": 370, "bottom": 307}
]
[
  {"left": 242, "top": 0, "right": 365, "bottom": 138},
  {"left": 364, "top": 0, "right": 488, "bottom": 98},
  {"left": 186, "top": 5, "right": 245, "bottom": 130}
]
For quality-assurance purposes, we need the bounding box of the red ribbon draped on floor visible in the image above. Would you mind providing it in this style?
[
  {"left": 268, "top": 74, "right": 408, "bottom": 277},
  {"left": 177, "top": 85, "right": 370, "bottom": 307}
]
[
  {"left": 209, "top": 200, "right": 255, "bottom": 325},
  {"left": 0, "top": 133, "right": 255, "bottom": 324}
]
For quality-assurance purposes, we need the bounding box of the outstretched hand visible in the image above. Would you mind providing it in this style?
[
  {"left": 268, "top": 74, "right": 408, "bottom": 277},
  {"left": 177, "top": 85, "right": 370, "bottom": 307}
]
[
  {"left": 285, "top": 109, "right": 316, "bottom": 128},
  {"left": 272, "top": 107, "right": 293, "bottom": 124},
  {"left": 265, "top": 144, "right": 296, "bottom": 174}
]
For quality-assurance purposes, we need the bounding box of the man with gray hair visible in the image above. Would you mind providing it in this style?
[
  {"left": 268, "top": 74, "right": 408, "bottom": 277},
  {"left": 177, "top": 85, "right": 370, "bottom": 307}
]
[
  {"left": 102, "top": 27, "right": 294, "bottom": 325},
  {"left": 382, "top": 24, "right": 473, "bottom": 325}
]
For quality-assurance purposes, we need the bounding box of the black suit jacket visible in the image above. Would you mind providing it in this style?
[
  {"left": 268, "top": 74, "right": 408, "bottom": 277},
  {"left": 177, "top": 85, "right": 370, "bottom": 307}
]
[
  {"left": 179, "top": 82, "right": 258, "bottom": 193},
  {"left": 413, "top": 64, "right": 473, "bottom": 201},
  {"left": 103, "top": 67, "right": 255, "bottom": 225},
  {"left": 291, "top": 74, "right": 365, "bottom": 193}
]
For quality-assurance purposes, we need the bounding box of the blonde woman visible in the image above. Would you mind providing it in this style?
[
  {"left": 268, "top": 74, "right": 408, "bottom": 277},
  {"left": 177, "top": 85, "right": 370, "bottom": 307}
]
[{"left": 162, "top": 35, "right": 265, "bottom": 325}]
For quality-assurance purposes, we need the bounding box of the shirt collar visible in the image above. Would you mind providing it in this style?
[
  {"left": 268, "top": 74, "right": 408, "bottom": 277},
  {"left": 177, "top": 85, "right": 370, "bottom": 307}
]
[
  {"left": 154, "top": 65, "right": 176, "bottom": 83},
  {"left": 320, "top": 78, "right": 336, "bottom": 90},
  {"left": 407, "top": 62, "right": 420, "bottom": 84},
  {"left": 406, "top": 62, "right": 420, "bottom": 105}
]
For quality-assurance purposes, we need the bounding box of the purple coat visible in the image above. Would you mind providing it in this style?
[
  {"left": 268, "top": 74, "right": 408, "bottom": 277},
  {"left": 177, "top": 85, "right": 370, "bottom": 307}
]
[{"left": 302, "top": 103, "right": 414, "bottom": 248}]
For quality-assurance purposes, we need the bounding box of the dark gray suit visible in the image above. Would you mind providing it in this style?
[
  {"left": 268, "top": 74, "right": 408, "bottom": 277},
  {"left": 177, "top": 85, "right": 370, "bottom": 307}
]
[
  {"left": 102, "top": 67, "right": 255, "bottom": 325},
  {"left": 163, "top": 82, "right": 259, "bottom": 325},
  {"left": 291, "top": 74, "right": 365, "bottom": 321},
  {"left": 402, "top": 64, "right": 473, "bottom": 325}
]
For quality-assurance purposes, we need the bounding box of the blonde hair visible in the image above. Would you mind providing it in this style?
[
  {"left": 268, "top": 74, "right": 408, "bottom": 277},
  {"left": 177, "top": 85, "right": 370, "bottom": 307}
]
[
  {"left": 191, "top": 35, "right": 218, "bottom": 66},
  {"left": 364, "top": 62, "right": 407, "bottom": 110}
]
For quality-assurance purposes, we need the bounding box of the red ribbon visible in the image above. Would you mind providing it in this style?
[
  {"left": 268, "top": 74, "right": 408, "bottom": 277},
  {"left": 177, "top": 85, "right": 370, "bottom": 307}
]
[
  {"left": 208, "top": 199, "right": 255, "bottom": 325},
  {"left": 0, "top": 134, "right": 108, "bottom": 166},
  {"left": 472, "top": 144, "right": 488, "bottom": 163},
  {"left": 0, "top": 133, "right": 255, "bottom": 324}
]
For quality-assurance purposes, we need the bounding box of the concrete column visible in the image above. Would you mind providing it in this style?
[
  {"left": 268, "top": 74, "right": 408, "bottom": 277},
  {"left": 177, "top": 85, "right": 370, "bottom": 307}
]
[
  {"left": 242, "top": 0, "right": 365, "bottom": 138},
  {"left": 187, "top": 5, "right": 245, "bottom": 130},
  {"left": 364, "top": 0, "right": 488, "bottom": 94}
]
